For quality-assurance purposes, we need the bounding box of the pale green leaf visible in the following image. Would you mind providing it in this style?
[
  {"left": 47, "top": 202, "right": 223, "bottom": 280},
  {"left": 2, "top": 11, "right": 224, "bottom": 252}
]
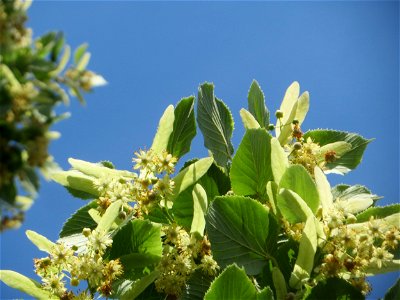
[
  {"left": 68, "top": 158, "right": 136, "bottom": 179},
  {"left": 197, "top": 82, "right": 234, "bottom": 168},
  {"left": 51, "top": 170, "right": 99, "bottom": 197},
  {"left": 49, "top": 45, "right": 70, "bottom": 76},
  {"left": 0, "top": 270, "right": 57, "bottom": 300},
  {"left": 151, "top": 105, "right": 175, "bottom": 154},
  {"left": 247, "top": 80, "right": 269, "bottom": 128},
  {"left": 96, "top": 200, "right": 122, "bottom": 233},
  {"left": 73, "top": 43, "right": 88, "bottom": 65},
  {"left": 266, "top": 181, "right": 278, "bottom": 215},
  {"left": 191, "top": 184, "right": 208, "bottom": 237},
  {"left": 76, "top": 52, "right": 90, "bottom": 71},
  {"left": 240, "top": 108, "right": 260, "bottom": 129},
  {"left": 365, "top": 260, "right": 400, "bottom": 276},
  {"left": 173, "top": 157, "right": 213, "bottom": 196},
  {"left": 290, "top": 216, "right": 317, "bottom": 289},
  {"left": 271, "top": 137, "right": 289, "bottom": 183},
  {"left": 277, "top": 188, "right": 313, "bottom": 224},
  {"left": 294, "top": 91, "right": 309, "bottom": 125},
  {"left": 279, "top": 165, "right": 320, "bottom": 213},
  {"left": 276, "top": 81, "right": 299, "bottom": 139},
  {"left": 314, "top": 166, "right": 333, "bottom": 210},
  {"left": 26, "top": 230, "right": 55, "bottom": 253},
  {"left": 315, "top": 141, "right": 352, "bottom": 163}
]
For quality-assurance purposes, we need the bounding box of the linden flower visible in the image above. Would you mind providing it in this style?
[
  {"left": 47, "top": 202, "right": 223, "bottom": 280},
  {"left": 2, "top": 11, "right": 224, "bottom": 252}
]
[
  {"left": 103, "top": 259, "right": 123, "bottom": 280},
  {"left": 50, "top": 243, "right": 74, "bottom": 266},
  {"left": 42, "top": 272, "right": 66, "bottom": 296},
  {"left": 88, "top": 230, "right": 113, "bottom": 254},
  {"left": 157, "top": 151, "right": 177, "bottom": 174},
  {"left": 133, "top": 149, "right": 154, "bottom": 170},
  {"left": 370, "top": 247, "right": 394, "bottom": 269},
  {"left": 154, "top": 174, "right": 174, "bottom": 197}
]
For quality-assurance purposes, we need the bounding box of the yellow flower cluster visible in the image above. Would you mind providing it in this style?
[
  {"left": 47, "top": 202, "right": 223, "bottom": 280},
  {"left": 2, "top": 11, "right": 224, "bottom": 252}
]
[
  {"left": 155, "top": 224, "right": 219, "bottom": 297},
  {"left": 34, "top": 228, "right": 123, "bottom": 299}
]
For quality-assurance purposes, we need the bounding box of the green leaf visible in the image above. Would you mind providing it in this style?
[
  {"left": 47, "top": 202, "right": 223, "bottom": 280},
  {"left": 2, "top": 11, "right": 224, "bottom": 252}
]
[
  {"left": 51, "top": 170, "right": 100, "bottom": 197},
  {"left": 248, "top": 80, "right": 269, "bottom": 128},
  {"left": 240, "top": 108, "right": 260, "bottom": 129},
  {"left": 73, "top": 43, "right": 89, "bottom": 65},
  {"left": 355, "top": 204, "right": 400, "bottom": 223},
  {"left": 76, "top": 52, "right": 91, "bottom": 71},
  {"left": 272, "top": 267, "right": 287, "bottom": 300},
  {"left": 49, "top": 45, "right": 70, "bottom": 76},
  {"left": 191, "top": 184, "right": 208, "bottom": 237},
  {"left": 26, "top": 230, "right": 55, "bottom": 253},
  {"left": 59, "top": 201, "right": 98, "bottom": 238},
  {"left": 277, "top": 188, "right": 313, "bottom": 224},
  {"left": 167, "top": 96, "right": 196, "bottom": 158},
  {"left": 303, "top": 129, "right": 372, "bottom": 174},
  {"left": 109, "top": 219, "right": 162, "bottom": 274},
  {"left": 68, "top": 158, "right": 136, "bottom": 179},
  {"left": 332, "top": 184, "right": 379, "bottom": 215},
  {"left": 173, "top": 157, "right": 213, "bottom": 196},
  {"left": 197, "top": 82, "right": 234, "bottom": 169},
  {"left": 96, "top": 200, "right": 122, "bottom": 233},
  {"left": 172, "top": 188, "right": 193, "bottom": 229},
  {"left": 314, "top": 167, "right": 333, "bottom": 210},
  {"left": 230, "top": 129, "right": 274, "bottom": 197},
  {"left": 0, "top": 270, "right": 57, "bottom": 300},
  {"left": 304, "top": 277, "right": 364, "bottom": 300},
  {"left": 206, "top": 196, "right": 274, "bottom": 275},
  {"left": 204, "top": 264, "right": 272, "bottom": 300},
  {"left": 112, "top": 270, "right": 160, "bottom": 300},
  {"left": 181, "top": 269, "right": 214, "bottom": 300},
  {"left": 151, "top": 105, "right": 175, "bottom": 154},
  {"left": 289, "top": 216, "right": 317, "bottom": 289},
  {"left": 279, "top": 165, "right": 319, "bottom": 213},
  {"left": 384, "top": 278, "right": 400, "bottom": 300},
  {"left": 271, "top": 137, "right": 289, "bottom": 184},
  {"left": 276, "top": 81, "right": 300, "bottom": 145}
]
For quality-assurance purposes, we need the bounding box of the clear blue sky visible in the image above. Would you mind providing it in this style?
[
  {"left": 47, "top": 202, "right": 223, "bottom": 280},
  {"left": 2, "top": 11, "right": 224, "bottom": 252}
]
[{"left": 1, "top": 1, "right": 399, "bottom": 299}]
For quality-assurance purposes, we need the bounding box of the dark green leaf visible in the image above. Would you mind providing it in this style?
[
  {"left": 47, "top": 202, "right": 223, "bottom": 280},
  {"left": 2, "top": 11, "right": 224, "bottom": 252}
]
[
  {"left": 206, "top": 196, "right": 275, "bottom": 275},
  {"left": 181, "top": 269, "right": 214, "bottom": 300},
  {"left": 355, "top": 204, "right": 400, "bottom": 223},
  {"left": 59, "top": 201, "right": 98, "bottom": 238},
  {"left": 230, "top": 129, "right": 274, "bottom": 197},
  {"left": 303, "top": 130, "right": 372, "bottom": 174},
  {"left": 167, "top": 96, "right": 196, "bottom": 158},
  {"left": 304, "top": 277, "right": 364, "bottom": 300},
  {"left": 197, "top": 83, "right": 234, "bottom": 169},
  {"left": 248, "top": 80, "right": 269, "bottom": 128},
  {"left": 384, "top": 278, "right": 400, "bottom": 300}
]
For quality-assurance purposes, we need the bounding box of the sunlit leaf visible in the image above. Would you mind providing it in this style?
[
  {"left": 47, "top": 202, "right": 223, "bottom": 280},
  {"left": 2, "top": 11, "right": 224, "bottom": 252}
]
[{"left": 247, "top": 80, "right": 269, "bottom": 128}]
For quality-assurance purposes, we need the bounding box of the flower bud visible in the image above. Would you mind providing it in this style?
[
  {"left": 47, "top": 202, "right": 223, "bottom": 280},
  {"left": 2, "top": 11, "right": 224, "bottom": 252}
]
[
  {"left": 293, "top": 142, "right": 302, "bottom": 150},
  {"left": 71, "top": 278, "right": 79, "bottom": 286},
  {"left": 82, "top": 228, "right": 91, "bottom": 237},
  {"left": 275, "top": 110, "right": 284, "bottom": 119},
  {"left": 119, "top": 211, "right": 127, "bottom": 220},
  {"left": 267, "top": 124, "right": 275, "bottom": 131}
]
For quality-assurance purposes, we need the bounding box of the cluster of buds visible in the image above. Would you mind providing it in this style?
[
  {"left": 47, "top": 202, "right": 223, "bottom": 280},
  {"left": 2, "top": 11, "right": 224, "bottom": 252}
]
[
  {"left": 155, "top": 224, "right": 219, "bottom": 297},
  {"left": 34, "top": 228, "right": 123, "bottom": 299}
]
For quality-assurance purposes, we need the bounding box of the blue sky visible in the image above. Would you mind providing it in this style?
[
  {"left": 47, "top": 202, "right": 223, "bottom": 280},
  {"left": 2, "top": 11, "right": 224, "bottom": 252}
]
[{"left": 1, "top": 1, "right": 399, "bottom": 299}]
